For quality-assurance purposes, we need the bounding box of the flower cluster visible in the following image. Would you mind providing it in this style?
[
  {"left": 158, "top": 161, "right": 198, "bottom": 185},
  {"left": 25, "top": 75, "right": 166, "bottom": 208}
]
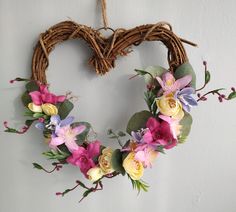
[{"left": 4, "top": 62, "right": 236, "bottom": 202}]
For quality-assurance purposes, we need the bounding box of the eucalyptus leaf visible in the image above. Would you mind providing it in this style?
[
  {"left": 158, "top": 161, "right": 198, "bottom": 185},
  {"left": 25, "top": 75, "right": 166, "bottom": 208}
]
[
  {"left": 126, "top": 110, "right": 152, "bottom": 135},
  {"left": 174, "top": 62, "right": 196, "bottom": 89},
  {"left": 143, "top": 66, "right": 167, "bottom": 85},
  {"left": 25, "top": 81, "right": 39, "bottom": 92},
  {"left": 21, "top": 91, "right": 32, "bottom": 107},
  {"left": 111, "top": 149, "right": 126, "bottom": 175},
  {"left": 58, "top": 100, "right": 74, "bottom": 119},
  {"left": 178, "top": 113, "right": 193, "bottom": 143}
]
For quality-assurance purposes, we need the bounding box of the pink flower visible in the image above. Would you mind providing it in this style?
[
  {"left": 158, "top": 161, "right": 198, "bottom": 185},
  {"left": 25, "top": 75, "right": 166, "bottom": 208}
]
[
  {"left": 156, "top": 72, "right": 192, "bottom": 95},
  {"left": 66, "top": 141, "right": 101, "bottom": 177},
  {"left": 29, "top": 83, "right": 66, "bottom": 105},
  {"left": 141, "top": 117, "right": 177, "bottom": 150},
  {"left": 159, "top": 115, "right": 181, "bottom": 139},
  {"left": 49, "top": 125, "right": 86, "bottom": 152},
  {"left": 135, "top": 147, "right": 158, "bottom": 168}
]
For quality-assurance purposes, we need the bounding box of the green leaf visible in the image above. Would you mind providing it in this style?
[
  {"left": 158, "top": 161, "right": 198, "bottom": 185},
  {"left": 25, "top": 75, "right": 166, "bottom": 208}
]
[
  {"left": 42, "top": 149, "right": 70, "bottom": 160},
  {"left": 21, "top": 91, "right": 32, "bottom": 107},
  {"left": 128, "top": 176, "right": 149, "bottom": 194},
  {"left": 174, "top": 62, "right": 196, "bottom": 89},
  {"left": 205, "top": 70, "right": 211, "bottom": 84},
  {"left": 178, "top": 113, "right": 193, "bottom": 143},
  {"left": 25, "top": 81, "right": 39, "bottom": 92},
  {"left": 126, "top": 110, "right": 152, "bottom": 135},
  {"left": 58, "top": 100, "right": 74, "bottom": 119},
  {"left": 117, "top": 131, "right": 126, "bottom": 137},
  {"left": 33, "top": 113, "right": 44, "bottom": 118},
  {"left": 33, "top": 163, "right": 43, "bottom": 170},
  {"left": 107, "top": 129, "right": 113, "bottom": 135},
  {"left": 111, "top": 149, "right": 126, "bottom": 175},
  {"left": 143, "top": 66, "right": 167, "bottom": 85},
  {"left": 71, "top": 122, "right": 91, "bottom": 143},
  {"left": 228, "top": 92, "right": 236, "bottom": 100},
  {"left": 25, "top": 119, "right": 35, "bottom": 127}
]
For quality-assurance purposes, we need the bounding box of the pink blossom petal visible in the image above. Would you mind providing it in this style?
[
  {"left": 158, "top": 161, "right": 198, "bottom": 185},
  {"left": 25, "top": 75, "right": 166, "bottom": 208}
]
[
  {"left": 163, "top": 72, "right": 175, "bottom": 82},
  {"left": 39, "top": 84, "right": 49, "bottom": 93},
  {"left": 143, "top": 130, "right": 153, "bottom": 144},
  {"left": 174, "top": 75, "right": 192, "bottom": 90},
  {"left": 87, "top": 140, "right": 101, "bottom": 158},
  {"left": 49, "top": 137, "right": 64, "bottom": 147},
  {"left": 65, "top": 139, "right": 79, "bottom": 152},
  {"left": 29, "top": 91, "right": 42, "bottom": 105},
  {"left": 135, "top": 151, "right": 146, "bottom": 163},
  {"left": 146, "top": 117, "right": 160, "bottom": 132},
  {"left": 156, "top": 76, "right": 164, "bottom": 89},
  {"left": 72, "top": 125, "right": 86, "bottom": 135},
  {"left": 56, "top": 95, "right": 66, "bottom": 102}
]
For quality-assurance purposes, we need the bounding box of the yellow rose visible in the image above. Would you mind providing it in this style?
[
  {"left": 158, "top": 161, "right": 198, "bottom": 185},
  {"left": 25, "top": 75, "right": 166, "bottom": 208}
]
[
  {"left": 98, "top": 147, "right": 114, "bottom": 174},
  {"left": 87, "top": 167, "right": 104, "bottom": 182},
  {"left": 156, "top": 95, "right": 184, "bottom": 120},
  {"left": 41, "top": 103, "right": 58, "bottom": 116},
  {"left": 28, "top": 102, "right": 42, "bottom": 113},
  {"left": 123, "top": 152, "right": 144, "bottom": 180}
]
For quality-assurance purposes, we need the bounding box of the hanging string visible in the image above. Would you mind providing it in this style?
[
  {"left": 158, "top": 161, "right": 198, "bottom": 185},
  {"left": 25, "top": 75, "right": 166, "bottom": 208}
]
[{"left": 101, "top": 0, "right": 108, "bottom": 29}]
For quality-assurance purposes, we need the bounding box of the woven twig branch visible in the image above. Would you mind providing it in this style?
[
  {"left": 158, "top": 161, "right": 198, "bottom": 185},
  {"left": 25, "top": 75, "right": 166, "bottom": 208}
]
[{"left": 31, "top": 21, "right": 197, "bottom": 84}]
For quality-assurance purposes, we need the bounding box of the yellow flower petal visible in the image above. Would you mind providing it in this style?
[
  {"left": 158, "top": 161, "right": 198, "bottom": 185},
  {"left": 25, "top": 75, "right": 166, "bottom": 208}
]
[{"left": 41, "top": 103, "right": 58, "bottom": 116}]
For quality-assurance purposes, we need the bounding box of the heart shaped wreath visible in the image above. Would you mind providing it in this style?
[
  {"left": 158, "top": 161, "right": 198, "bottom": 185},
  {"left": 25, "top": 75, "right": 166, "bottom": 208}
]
[{"left": 4, "top": 1, "right": 236, "bottom": 202}]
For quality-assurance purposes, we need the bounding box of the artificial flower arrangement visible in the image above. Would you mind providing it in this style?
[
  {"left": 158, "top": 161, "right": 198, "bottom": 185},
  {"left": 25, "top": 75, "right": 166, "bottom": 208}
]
[{"left": 5, "top": 61, "right": 236, "bottom": 202}]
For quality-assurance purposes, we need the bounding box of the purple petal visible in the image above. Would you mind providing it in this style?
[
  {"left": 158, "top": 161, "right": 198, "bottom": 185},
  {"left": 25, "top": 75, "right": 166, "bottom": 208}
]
[
  {"left": 35, "top": 122, "right": 45, "bottom": 130},
  {"left": 50, "top": 115, "right": 61, "bottom": 125},
  {"left": 182, "top": 103, "right": 191, "bottom": 112},
  {"left": 174, "top": 75, "right": 192, "bottom": 90},
  {"left": 131, "top": 131, "right": 142, "bottom": 142},
  {"left": 182, "top": 95, "right": 198, "bottom": 106},
  {"left": 60, "top": 116, "right": 74, "bottom": 127},
  {"left": 179, "top": 87, "right": 195, "bottom": 96}
]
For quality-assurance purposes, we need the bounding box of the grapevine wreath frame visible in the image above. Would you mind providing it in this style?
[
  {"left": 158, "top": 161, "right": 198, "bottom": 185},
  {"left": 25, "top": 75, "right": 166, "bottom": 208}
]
[{"left": 4, "top": 12, "right": 236, "bottom": 203}]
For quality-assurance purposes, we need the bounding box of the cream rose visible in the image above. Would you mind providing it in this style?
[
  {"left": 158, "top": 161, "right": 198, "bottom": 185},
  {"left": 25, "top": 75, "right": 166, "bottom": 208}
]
[
  {"left": 98, "top": 147, "right": 114, "bottom": 174},
  {"left": 156, "top": 95, "right": 184, "bottom": 120},
  {"left": 41, "top": 103, "right": 58, "bottom": 116},
  {"left": 87, "top": 167, "right": 104, "bottom": 182},
  {"left": 123, "top": 152, "right": 144, "bottom": 180},
  {"left": 28, "top": 102, "right": 42, "bottom": 113}
]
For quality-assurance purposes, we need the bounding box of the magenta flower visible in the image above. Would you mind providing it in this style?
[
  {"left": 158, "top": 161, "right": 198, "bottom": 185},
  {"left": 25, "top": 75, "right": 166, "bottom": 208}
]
[
  {"left": 156, "top": 72, "right": 192, "bottom": 95},
  {"left": 66, "top": 141, "right": 101, "bottom": 177},
  {"left": 29, "top": 83, "right": 66, "bottom": 106},
  {"left": 140, "top": 117, "right": 177, "bottom": 150},
  {"left": 49, "top": 125, "right": 86, "bottom": 152}
]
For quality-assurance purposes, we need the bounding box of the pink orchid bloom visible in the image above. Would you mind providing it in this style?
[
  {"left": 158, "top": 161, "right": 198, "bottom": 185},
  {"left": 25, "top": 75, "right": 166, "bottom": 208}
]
[
  {"left": 159, "top": 115, "right": 181, "bottom": 139},
  {"left": 49, "top": 125, "right": 86, "bottom": 152},
  {"left": 139, "top": 117, "right": 177, "bottom": 150},
  {"left": 135, "top": 147, "right": 158, "bottom": 168},
  {"left": 156, "top": 72, "right": 192, "bottom": 95},
  {"left": 66, "top": 141, "right": 101, "bottom": 177},
  {"left": 29, "top": 84, "right": 66, "bottom": 106}
]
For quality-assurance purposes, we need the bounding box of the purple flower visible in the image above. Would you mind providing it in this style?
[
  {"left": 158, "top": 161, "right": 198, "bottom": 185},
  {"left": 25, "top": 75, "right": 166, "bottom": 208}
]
[
  {"left": 175, "top": 87, "right": 198, "bottom": 112},
  {"left": 48, "top": 115, "right": 74, "bottom": 133}
]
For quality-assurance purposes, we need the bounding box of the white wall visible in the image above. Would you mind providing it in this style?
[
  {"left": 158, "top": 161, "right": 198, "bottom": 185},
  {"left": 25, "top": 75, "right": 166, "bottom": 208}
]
[{"left": 1, "top": 0, "right": 236, "bottom": 211}]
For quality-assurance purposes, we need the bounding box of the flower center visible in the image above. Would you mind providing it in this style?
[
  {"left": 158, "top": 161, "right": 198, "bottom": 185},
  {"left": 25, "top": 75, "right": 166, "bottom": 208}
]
[{"left": 168, "top": 99, "right": 176, "bottom": 108}]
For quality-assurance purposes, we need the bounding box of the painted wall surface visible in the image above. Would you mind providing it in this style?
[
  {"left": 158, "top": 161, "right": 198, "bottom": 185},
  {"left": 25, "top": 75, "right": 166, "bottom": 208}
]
[{"left": 1, "top": 0, "right": 236, "bottom": 211}]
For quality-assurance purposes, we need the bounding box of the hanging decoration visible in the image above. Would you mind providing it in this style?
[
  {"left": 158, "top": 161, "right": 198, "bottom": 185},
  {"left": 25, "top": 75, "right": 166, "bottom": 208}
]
[{"left": 4, "top": 0, "right": 236, "bottom": 202}]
